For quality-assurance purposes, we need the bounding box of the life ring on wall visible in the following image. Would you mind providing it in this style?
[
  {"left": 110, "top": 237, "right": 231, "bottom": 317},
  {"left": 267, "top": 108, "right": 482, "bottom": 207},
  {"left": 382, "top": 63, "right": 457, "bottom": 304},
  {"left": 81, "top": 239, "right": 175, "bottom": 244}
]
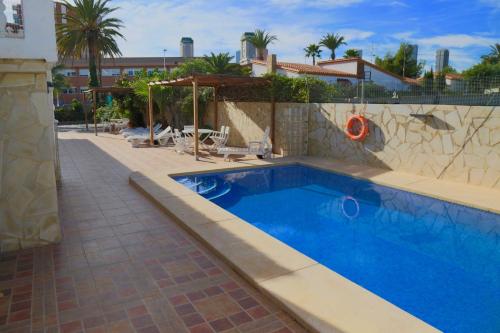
[{"left": 345, "top": 115, "right": 369, "bottom": 141}]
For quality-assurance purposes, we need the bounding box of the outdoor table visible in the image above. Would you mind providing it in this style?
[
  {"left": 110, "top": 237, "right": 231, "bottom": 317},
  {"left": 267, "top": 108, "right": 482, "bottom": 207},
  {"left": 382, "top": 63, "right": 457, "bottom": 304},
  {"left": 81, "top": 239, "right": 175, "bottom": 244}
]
[{"left": 182, "top": 128, "right": 213, "bottom": 148}]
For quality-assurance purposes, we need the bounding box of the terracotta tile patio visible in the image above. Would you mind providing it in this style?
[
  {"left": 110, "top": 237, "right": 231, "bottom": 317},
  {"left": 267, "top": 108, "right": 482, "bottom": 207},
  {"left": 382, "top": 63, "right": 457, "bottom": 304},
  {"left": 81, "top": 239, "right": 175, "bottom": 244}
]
[{"left": 0, "top": 131, "right": 307, "bottom": 333}]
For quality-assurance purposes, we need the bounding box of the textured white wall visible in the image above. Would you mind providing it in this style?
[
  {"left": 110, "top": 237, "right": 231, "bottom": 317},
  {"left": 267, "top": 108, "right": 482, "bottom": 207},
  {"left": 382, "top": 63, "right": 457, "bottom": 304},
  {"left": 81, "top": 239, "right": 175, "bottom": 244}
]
[{"left": 0, "top": 0, "right": 57, "bottom": 62}]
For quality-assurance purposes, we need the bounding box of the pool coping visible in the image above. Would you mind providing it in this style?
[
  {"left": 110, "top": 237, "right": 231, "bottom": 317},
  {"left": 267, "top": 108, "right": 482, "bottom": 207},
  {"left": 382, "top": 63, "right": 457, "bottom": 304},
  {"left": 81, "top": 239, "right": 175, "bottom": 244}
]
[{"left": 129, "top": 157, "right": 499, "bottom": 332}]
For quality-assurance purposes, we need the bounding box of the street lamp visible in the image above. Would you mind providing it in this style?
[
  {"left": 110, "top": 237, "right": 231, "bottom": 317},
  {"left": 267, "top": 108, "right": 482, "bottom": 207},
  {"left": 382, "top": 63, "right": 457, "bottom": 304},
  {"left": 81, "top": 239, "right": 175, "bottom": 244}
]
[{"left": 163, "top": 49, "right": 167, "bottom": 72}]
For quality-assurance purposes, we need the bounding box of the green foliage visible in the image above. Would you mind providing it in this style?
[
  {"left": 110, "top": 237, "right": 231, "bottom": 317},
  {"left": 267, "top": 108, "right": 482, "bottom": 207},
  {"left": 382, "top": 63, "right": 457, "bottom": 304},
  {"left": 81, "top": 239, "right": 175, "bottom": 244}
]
[
  {"left": 481, "top": 43, "right": 500, "bottom": 65},
  {"left": 319, "top": 33, "right": 347, "bottom": 60},
  {"left": 375, "top": 43, "right": 424, "bottom": 78},
  {"left": 344, "top": 49, "right": 361, "bottom": 58},
  {"left": 462, "top": 62, "right": 500, "bottom": 79},
  {"left": 263, "top": 73, "right": 338, "bottom": 103},
  {"left": 304, "top": 44, "right": 322, "bottom": 65},
  {"left": 57, "top": 0, "right": 124, "bottom": 87},
  {"left": 202, "top": 52, "right": 250, "bottom": 75},
  {"left": 95, "top": 100, "right": 123, "bottom": 122},
  {"left": 172, "top": 59, "right": 211, "bottom": 78},
  {"left": 245, "top": 29, "right": 278, "bottom": 60},
  {"left": 54, "top": 99, "right": 85, "bottom": 123}
]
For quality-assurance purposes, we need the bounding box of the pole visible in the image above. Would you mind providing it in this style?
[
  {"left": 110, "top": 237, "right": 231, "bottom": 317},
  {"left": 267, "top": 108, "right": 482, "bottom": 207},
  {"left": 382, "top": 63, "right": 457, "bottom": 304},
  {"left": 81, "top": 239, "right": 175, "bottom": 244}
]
[
  {"left": 213, "top": 87, "right": 218, "bottom": 130},
  {"left": 163, "top": 49, "right": 167, "bottom": 72},
  {"left": 193, "top": 78, "right": 199, "bottom": 160},
  {"left": 93, "top": 90, "right": 97, "bottom": 136},
  {"left": 83, "top": 92, "right": 88, "bottom": 131},
  {"left": 148, "top": 85, "right": 154, "bottom": 145}
]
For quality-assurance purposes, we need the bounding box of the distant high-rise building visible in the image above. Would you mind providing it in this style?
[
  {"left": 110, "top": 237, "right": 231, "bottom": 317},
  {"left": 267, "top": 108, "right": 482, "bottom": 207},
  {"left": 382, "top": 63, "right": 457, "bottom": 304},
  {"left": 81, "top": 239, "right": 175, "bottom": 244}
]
[
  {"left": 180, "top": 37, "right": 194, "bottom": 57},
  {"left": 409, "top": 44, "right": 418, "bottom": 62},
  {"left": 436, "top": 49, "right": 449, "bottom": 73},
  {"left": 240, "top": 32, "right": 256, "bottom": 65},
  {"left": 235, "top": 51, "right": 241, "bottom": 63}
]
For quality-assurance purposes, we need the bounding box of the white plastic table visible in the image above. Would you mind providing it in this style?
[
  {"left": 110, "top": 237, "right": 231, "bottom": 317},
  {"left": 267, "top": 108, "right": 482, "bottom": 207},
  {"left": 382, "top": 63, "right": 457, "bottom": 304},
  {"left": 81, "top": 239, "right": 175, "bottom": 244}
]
[{"left": 182, "top": 128, "right": 213, "bottom": 147}]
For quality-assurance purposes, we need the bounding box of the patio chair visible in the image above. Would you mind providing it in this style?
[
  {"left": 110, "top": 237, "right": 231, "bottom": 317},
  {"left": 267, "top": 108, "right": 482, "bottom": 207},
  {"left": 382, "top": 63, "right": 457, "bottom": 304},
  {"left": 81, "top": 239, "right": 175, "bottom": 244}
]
[
  {"left": 172, "top": 129, "right": 188, "bottom": 154},
  {"left": 217, "top": 127, "right": 272, "bottom": 161},
  {"left": 209, "top": 126, "right": 230, "bottom": 151},
  {"left": 128, "top": 126, "right": 173, "bottom": 147}
]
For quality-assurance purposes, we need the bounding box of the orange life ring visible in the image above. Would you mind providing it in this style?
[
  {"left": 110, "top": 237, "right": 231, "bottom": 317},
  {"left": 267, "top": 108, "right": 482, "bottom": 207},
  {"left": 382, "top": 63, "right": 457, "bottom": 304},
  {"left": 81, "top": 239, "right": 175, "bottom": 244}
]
[{"left": 345, "top": 115, "right": 369, "bottom": 141}]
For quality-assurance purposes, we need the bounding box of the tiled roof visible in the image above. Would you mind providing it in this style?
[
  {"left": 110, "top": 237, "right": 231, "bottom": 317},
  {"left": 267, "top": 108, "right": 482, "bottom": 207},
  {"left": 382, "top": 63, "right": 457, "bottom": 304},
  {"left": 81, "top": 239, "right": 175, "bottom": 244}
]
[
  {"left": 445, "top": 73, "right": 463, "bottom": 80},
  {"left": 252, "top": 60, "right": 358, "bottom": 78}
]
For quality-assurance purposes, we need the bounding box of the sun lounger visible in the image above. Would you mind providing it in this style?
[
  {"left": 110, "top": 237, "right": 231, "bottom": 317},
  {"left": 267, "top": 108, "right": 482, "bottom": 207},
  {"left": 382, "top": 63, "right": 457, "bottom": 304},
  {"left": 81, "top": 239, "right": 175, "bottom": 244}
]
[
  {"left": 218, "top": 127, "right": 272, "bottom": 160},
  {"left": 128, "top": 126, "right": 173, "bottom": 147}
]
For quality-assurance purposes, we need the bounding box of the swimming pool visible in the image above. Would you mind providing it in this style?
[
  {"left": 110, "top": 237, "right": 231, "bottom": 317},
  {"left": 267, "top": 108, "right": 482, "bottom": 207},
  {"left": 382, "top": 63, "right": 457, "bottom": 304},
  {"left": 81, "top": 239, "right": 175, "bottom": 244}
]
[{"left": 174, "top": 164, "right": 500, "bottom": 332}]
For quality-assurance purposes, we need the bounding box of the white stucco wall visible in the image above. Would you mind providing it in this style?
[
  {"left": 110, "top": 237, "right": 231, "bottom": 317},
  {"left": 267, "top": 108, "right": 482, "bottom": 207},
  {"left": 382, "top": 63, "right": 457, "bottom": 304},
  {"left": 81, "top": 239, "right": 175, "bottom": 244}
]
[
  {"left": 319, "top": 61, "right": 358, "bottom": 74},
  {"left": 365, "top": 64, "right": 408, "bottom": 90},
  {"left": 252, "top": 63, "right": 357, "bottom": 84},
  {"left": 0, "top": 0, "right": 57, "bottom": 62}
]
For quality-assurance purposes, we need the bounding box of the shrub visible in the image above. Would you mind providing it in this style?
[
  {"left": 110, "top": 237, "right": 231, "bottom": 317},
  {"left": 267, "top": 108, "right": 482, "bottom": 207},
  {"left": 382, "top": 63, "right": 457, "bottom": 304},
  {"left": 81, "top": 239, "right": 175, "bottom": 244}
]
[{"left": 54, "top": 99, "right": 86, "bottom": 123}]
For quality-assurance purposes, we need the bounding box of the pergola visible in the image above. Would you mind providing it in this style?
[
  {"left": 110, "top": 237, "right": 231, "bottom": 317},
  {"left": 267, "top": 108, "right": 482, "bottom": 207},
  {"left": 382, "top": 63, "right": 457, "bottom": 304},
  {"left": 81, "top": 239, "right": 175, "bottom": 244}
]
[
  {"left": 147, "top": 74, "right": 271, "bottom": 160},
  {"left": 84, "top": 87, "right": 134, "bottom": 135}
]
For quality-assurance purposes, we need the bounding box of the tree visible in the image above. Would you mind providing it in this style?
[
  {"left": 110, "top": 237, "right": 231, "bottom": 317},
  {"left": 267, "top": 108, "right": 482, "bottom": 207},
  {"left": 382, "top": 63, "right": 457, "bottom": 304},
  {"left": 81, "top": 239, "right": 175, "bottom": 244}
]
[
  {"left": 203, "top": 52, "right": 250, "bottom": 75},
  {"left": 319, "top": 33, "right": 346, "bottom": 60},
  {"left": 481, "top": 43, "right": 500, "bottom": 64},
  {"left": 462, "top": 62, "right": 500, "bottom": 79},
  {"left": 51, "top": 64, "right": 68, "bottom": 107},
  {"left": 344, "top": 49, "right": 361, "bottom": 58},
  {"left": 304, "top": 44, "right": 322, "bottom": 65},
  {"left": 245, "top": 29, "right": 277, "bottom": 60},
  {"left": 375, "top": 43, "right": 423, "bottom": 78},
  {"left": 57, "top": 0, "right": 124, "bottom": 88}
]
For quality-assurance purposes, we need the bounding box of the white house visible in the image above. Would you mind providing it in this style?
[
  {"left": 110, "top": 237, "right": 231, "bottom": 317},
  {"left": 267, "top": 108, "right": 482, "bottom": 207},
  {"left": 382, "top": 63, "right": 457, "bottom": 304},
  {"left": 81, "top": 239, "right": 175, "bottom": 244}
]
[
  {"left": 251, "top": 56, "right": 417, "bottom": 89},
  {"left": 0, "top": 0, "right": 61, "bottom": 252}
]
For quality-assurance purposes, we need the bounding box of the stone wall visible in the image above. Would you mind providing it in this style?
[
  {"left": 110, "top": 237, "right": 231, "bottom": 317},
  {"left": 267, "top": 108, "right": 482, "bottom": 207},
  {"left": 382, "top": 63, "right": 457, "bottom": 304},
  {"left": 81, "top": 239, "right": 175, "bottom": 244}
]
[
  {"left": 0, "top": 59, "right": 61, "bottom": 252},
  {"left": 207, "top": 102, "right": 499, "bottom": 189}
]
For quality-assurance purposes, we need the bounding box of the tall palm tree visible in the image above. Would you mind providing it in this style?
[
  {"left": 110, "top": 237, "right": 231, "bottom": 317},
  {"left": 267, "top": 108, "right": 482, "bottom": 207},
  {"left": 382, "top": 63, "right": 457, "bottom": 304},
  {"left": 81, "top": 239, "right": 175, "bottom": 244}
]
[
  {"left": 320, "top": 33, "right": 347, "bottom": 60},
  {"left": 246, "top": 29, "right": 278, "bottom": 60},
  {"left": 51, "top": 64, "right": 68, "bottom": 107},
  {"left": 57, "top": 0, "right": 124, "bottom": 88},
  {"left": 304, "top": 44, "right": 322, "bottom": 65}
]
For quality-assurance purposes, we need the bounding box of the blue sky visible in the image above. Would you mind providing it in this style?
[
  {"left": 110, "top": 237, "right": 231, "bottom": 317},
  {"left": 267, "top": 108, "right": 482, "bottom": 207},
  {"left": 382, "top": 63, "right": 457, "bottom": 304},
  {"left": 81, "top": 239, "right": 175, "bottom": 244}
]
[{"left": 112, "top": 0, "right": 500, "bottom": 71}]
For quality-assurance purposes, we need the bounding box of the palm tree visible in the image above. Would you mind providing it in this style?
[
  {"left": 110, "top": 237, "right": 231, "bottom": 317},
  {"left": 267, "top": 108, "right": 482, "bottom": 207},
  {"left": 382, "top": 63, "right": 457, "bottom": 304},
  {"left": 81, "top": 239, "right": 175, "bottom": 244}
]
[
  {"left": 319, "top": 33, "right": 347, "bottom": 60},
  {"left": 203, "top": 52, "right": 238, "bottom": 74},
  {"left": 246, "top": 29, "right": 278, "bottom": 60},
  {"left": 51, "top": 64, "right": 68, "bottom": 107},
  {"left": 482, "top": 43, "right": 500, "bottom": 64},
  {"left": 57, "top": 0, "right": 124, "bottom": 88},
  {"left": 343, "top": 49, "right": 361, "bottom": 58},
  {"left": 304, "top": 44, "right": 322, "bottom": 65}
]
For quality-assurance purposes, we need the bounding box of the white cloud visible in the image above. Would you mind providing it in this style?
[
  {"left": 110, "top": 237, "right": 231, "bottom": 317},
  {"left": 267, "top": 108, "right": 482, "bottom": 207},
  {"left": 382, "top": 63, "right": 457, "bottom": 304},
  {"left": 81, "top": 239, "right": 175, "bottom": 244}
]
[
  {"left": 415, "top": 34, "right": 497, "bottom": 48},
  {"left": 268, "top": 0, "right": 364, "bottom": 9},
  {"left": 337, "top": 29, "right": 374, "bottom": 41}
]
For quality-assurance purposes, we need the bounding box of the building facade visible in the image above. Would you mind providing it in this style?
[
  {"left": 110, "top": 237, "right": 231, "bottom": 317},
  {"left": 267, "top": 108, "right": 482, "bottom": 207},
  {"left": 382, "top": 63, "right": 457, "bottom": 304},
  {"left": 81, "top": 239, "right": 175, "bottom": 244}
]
[
  {"left": 180, "top": 37, "right": 194, "bottom": 57},
  {"left": 436, "top": 49, "right": 450, "bottom": 73},
  {"left": 1, "top": 0, "right": 61, "bottom": 252},
  {"left": 251, "top": 56, "right": 416, "bottom": 89},
  {"left": 240, "top": 32, "right": 256, "bottom": 65},
  {"left": 56, "top": 57, "right": 191, "bottom": 105}
]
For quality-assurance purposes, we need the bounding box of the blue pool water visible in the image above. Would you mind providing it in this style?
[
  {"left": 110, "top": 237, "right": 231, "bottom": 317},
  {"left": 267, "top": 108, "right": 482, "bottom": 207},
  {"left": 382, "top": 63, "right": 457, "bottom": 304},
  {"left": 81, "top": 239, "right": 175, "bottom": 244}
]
[{"left": 174, "top": 165, "right": 500, "bottom": 332}]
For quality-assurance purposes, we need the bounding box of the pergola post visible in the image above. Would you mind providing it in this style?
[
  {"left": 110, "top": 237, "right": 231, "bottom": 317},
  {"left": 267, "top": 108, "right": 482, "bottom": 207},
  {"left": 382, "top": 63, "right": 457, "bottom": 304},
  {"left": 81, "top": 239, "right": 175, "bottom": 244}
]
[
  {"left": 213, "top": 87, "right": 218, "bottom": 130},
  {"left": 271, "top": 95, "right": 276, "bottom": 154},
  {"left": 148, "top": 85, "right": 154, "bottom": 145},
  {"left": 93, "top": 90, "right": 97, "bottom": 136},
  {"left": 193, "top": 77, "right": 199, "bottom": 160},
  {"left": 83, "top": 93, "right": 88, "bottom": 131}
]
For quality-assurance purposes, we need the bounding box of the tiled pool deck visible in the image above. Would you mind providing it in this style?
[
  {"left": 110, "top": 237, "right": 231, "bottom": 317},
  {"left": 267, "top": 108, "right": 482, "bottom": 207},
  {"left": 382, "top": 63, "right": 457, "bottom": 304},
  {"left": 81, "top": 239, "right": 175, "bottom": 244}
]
[{"left": 0, "top": 131, "right": 306, "bottom": 333}]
